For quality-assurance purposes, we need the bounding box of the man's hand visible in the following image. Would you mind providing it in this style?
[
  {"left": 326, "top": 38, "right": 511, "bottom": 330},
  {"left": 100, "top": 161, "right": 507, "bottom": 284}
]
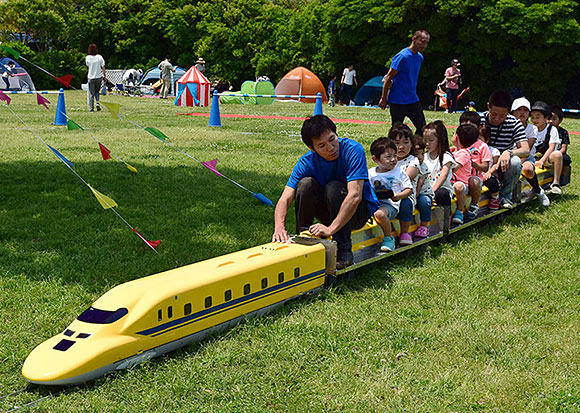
[
  {"left": 378, "top": 96, "right": 388, "bottom": 110},
  {"left": 272, "top": 228, "right": 290, "bottom": 243},
  {"left": 498, "top": 151, "right": 511, "bottom": 172},
  {"left": 309, "top": 223, "right": 332, "bottom": 238}
]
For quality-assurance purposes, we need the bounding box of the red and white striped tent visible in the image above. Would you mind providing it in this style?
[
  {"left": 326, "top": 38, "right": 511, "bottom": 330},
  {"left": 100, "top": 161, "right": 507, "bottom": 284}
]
[{"left": 174, "top": 66, "right": 210, "bottom": 107}]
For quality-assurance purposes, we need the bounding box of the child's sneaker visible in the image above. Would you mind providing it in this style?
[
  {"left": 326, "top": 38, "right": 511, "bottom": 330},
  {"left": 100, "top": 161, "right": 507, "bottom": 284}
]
[
  {"left": 536, "top": 188, "right": 550, "bottom": 207},
  {"left": 414, "top": 225, "right": 429, "bottom": 238},
  {"left": 380, "top": 236, "right": 395, "bottom": 252},
  {"left": 465, "top": 205, "right": 479, "bottom": 220},
  {"left": 399, "top": 232, "right": 413, "bottom": 246},
  {"left": 549, "top": 183, "right": 562, "bottom": 195},
  {"left": 489, "top": 196, "right": 500, "bottom": 210},
  {"left": 500, "top": 198, "right": 514, "bottom": 209},
  {"left": 452, "top": 209, "right": 464, "bottom": 224}
]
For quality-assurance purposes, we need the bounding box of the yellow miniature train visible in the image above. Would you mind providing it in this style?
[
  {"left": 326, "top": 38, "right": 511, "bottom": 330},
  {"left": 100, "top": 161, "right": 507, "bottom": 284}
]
[{"left": 22, "top": 165, "right": 568, "bottom": 385}]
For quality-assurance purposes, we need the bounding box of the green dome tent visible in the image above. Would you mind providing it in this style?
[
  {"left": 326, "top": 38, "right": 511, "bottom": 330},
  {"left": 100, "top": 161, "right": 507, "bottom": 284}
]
[{"left": 220, "top": 80, "right": 275, "bottom": 105}]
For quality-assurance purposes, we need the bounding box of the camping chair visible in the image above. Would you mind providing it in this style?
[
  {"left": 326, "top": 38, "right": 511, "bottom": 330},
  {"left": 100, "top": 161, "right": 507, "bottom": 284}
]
[{"left": 434, "top": 82, "right": 447, "bottom": 111}]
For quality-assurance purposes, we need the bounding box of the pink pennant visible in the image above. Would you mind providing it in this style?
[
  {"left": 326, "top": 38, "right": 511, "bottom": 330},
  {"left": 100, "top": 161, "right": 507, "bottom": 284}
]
[
  {"left": 132, "top": 228, "right": 160, "bottom": 249},
  {"left": 36, "top": 93, "right": 51, "bottom": 109},
  {"left": 0, "top": 90, "right": 11, "bottom": 105},
  {"left": 201, "top": 158, "right": 224, "bottom": 177},
  {"left": 98, "top": 142, "right": 112, "bottom": 160}
]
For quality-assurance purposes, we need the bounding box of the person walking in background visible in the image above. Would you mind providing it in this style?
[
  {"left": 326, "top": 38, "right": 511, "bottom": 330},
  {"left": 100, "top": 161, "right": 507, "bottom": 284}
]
[
  {"left": 158, "top": 56, "right": 176, "bottom": 99},
  {"left": 340, "top": 64, "right": 357, "bottom": 105},
  {"left": 195, "top": 57, "right": 206, "bottom": 74},
  {"left": 327, "top": 74, "right": 337, "bottom": 107},
  {"left": 85, "top": 44, "right": 106, "bottom": 112},
  {"left": 444, "top": 59, "right": 461, "bottom": 113},
  {"left": 379, "top": 30, "right": 430, "bottom": 134}
]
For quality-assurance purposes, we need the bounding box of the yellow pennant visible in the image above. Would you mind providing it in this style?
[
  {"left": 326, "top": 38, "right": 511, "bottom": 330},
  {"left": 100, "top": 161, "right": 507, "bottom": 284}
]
[
  {"left": 100, "top": 101, "right": 121, "bottom": 119},
  {"left": 87, "top": 184, "right": 118, "bottom": 209},
  {"left": 125, "top": 163, "right": 138, "bottom": 174}
]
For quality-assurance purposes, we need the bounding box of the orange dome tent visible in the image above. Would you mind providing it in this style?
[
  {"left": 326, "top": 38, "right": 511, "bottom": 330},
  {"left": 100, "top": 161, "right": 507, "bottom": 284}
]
[{"left": 275, "top": 67, "right": 327, "bottom": 103}]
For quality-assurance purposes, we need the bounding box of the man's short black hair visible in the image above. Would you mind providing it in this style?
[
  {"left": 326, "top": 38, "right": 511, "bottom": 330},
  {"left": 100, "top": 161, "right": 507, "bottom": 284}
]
[
  {"left": 413, "top": 29, "right": 430, "bottom": 38},
  {"left": 488, "top": 90, "right": 513, "bottom": 109},
  {"left": 370, "top": 137, "right": 396, "bottom": 159},
  {"left": 301, "top": 115, "right": 337, "bottom": 147},
  {"left": 551, "top": 104, "right": 564, "bottom": 121},
  {"left": 459, "top": 111, "right": 481, "bottom": 126},
  {"left": 456, "top": 124, "right": 479, "bottom": 148}
]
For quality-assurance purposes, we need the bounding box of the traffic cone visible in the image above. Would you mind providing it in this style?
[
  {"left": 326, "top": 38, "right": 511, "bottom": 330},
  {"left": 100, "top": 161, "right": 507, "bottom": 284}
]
[
  {"left": 208, "top": 90, "right": 221, "bottom": 127},
  {"left": 313, "top": 92, "right": 323, "bottom": 116},
  {"left": 53, "top": 88, "right": 67, "bottom": 126}
]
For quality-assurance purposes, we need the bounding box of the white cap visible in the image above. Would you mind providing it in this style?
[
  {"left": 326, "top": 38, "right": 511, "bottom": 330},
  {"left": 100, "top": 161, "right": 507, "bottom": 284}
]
[{"left": 511, "top": 97, "right": 531, "bottom": 112}]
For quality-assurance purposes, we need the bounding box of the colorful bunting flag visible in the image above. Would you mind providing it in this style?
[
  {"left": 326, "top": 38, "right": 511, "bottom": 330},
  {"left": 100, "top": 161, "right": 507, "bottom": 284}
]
[
  {"left": 0, "top": 43, "right": 20, "bottom": 59},
  {"left": 132, "top": 228, "right": 160, "bottom": 249},
  {"left": 125, "top": 163, "right": 138, "bottom": 174},
  {"left": 87, "top": 184, "right": 118, "bottom": 209},
  {"left": 47, "top": 144, "right": 74, "bottom": 167},
  {"left": 0, "top": 90, "right": 10, "bottom": 105},
  {"left": 101, "top": 101, "right": 121, "bottom": 119},
  {"left": 98, "top": 142, "right": 112, "bottom": 160},
  {"left": 36, "top": 93, "right": 51, "bottom": 109},
  {"left": 54, "top": 74, "right": 73, "bottom": 88},
  {"left": 201, "top": 158, "right": 224, "bottom": 177},
  {"left": 67, "top": 119, "right": 84, "bottom": 131},
  {"left": 145, "top": 127, "right": 168, "bottom": 141}
]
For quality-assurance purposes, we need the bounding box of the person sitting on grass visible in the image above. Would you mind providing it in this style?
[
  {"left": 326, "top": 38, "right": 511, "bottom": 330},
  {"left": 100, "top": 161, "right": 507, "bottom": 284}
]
[
  {"left": 450, "top": 124, "right": 481, "bottom": 224},
  {"left": 550, "top": 105, "right": 572, "bottom": 185},
  {"left": 272, "top": 115, "right": 380, "bottom": 269},
  {"left": 530, "top": 101, "right": 563, "bottom": 195},
  {"left": 511, "top": 97, "right": 550, "bottom": 206},
  {"left": 368, "top": 138, "right": 413, "bottom": 252},
  {"left": 412, "top": 135, "right": 435, "bottom": 238}
]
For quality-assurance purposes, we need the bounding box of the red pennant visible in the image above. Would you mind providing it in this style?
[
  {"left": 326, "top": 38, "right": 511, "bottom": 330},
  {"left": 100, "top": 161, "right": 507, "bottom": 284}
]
[
  {"left": 52, "top": 74, "right": 73, "bottom": 88},
  {"left": 201, "top": 158, "right": 224, "bottom": 177},
  {"left": 132, "top": 228, "right": 160, "bottom": 249},
  {"left": 36, "top": 93, "right": 51, "bottom": 109},
  {"left": 98, "top": 142, "right": 112, "bottom": 160}
]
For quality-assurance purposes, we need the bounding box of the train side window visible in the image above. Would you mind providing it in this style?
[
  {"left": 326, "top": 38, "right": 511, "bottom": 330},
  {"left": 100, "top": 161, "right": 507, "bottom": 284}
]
[
  {"left": 278, "top": 272, "right": 284, "bottom": 283},
  {"left": 168, "top": 306, "right": 173, "bottom": 319},
  {"left": 294, "top": 267, "right": 300, "bottom": 278},
  {"left": 205, "top": 296, "right": 212, "bottom": 308},
  {"left": 184, "top": 303, "right": 192, "bottom": 316},
  {"left": 225, "top": 290, "right": 232, "bottom": 302},
  {"left": 261, "top": 278, "right": 268, "bottom": 289},
  {"left": 244, "top": 283, "right": 250, "bottom": 295},
  {"left": 158, "top": 309, "right": 162, "bottom": 322}
]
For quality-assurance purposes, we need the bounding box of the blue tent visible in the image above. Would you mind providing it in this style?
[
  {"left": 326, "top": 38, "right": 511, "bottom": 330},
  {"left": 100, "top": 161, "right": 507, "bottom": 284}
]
[
  {"left": 353, "top": 76, "right": 383, "bottom": 106},
  {"left": 0, "top": 57, "right": 36, "bottom": 91}
]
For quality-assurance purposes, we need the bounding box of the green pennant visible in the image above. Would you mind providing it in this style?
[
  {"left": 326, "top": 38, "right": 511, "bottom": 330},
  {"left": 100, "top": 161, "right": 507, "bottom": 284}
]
[
  {"left": 0, "top": 44, "right": 20, "bottom": 59},
  {"left": 145, "top": 127, "right": 168, "bottom": 141},
  {"left": 67, "top": 119, "right": 84, "bottom": 131}
]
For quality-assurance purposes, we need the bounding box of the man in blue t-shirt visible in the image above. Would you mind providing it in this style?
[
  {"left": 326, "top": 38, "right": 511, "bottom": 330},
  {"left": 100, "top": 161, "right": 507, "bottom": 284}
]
[
  {"left": 272, "top": 115, "right": 380, "bottom": 269},
  {"left": 379, "top": 30, "right": 430, "bottom": 134}
]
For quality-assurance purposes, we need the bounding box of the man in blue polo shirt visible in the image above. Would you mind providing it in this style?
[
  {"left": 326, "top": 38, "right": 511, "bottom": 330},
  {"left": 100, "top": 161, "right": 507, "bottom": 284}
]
[
  {"left": 379, "top": 30, "right": 430, "bottom": 134},
  {"left": 272, "top": 115, "right": 380, "bottom": 269}
]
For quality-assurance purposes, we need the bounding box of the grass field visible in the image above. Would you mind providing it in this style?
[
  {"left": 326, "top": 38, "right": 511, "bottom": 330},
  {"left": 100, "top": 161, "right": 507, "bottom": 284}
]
[{"left": 1, "top": 91, "right": 579, "bottom": 411}]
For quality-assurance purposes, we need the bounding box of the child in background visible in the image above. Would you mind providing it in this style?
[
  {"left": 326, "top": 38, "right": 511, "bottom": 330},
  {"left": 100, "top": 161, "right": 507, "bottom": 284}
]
[
  {"left": 422, "top": 120, "right": 456, "bottom": 210},
  {"left": 327, "top": 75, "right": 336, "bottom": 107},
  {"left": 459, "top": 111, "right": 494, "bottom": 216},
  {"left": 530, "top": 101, "right": 563, "bottom": 195},
  {"left": 511, "top": 98, "right": 550, "bottom": 206},
  {"left": 450, "top": 124, "right": 480, "bottom": 224},
  {"left": 389, "top": 123, "right": 419, "bottom": 245},
  {"left": 550, "top": 105, "right": 572, "bottom": 185},
  {"left": 413, "top": 135, "right": 435, "bottom": 237},
  {"left": 368, "top": 138, "right": 413, "bottom": 252}
]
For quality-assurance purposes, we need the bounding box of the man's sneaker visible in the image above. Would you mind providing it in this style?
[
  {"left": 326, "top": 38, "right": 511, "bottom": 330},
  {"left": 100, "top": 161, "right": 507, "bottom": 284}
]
[
  {"left": 465, "top": 205, "right": 479, "bottom": 220},
  {"left": 380, "top": 236, "right": 395, "bottom": 252},
  {"left": 336, "top": 250, "right": 354, "bottom": 269},
  {"left": 414, "top": 225, "right": 429, "bottom": 238},
  {"left": 452, "top": 209, "right": 464, "bottom": 224},
  {"left": 536, "top": 188, "right": 550, "bottom": 207},
  {"left": 399, "top": 232, "right": 413, "bottom": 246},
  {"left": 489, "top": 196, "right": 500, "bottom": 210},
  {"left": 96, "top": 104, "right": 101, "bottom": 111},
  {"left": 500, "top": 198, "right": 514, "bottom": 209},
  {"left": 549, "top": 183, "right": 562, "bottom": 195}
]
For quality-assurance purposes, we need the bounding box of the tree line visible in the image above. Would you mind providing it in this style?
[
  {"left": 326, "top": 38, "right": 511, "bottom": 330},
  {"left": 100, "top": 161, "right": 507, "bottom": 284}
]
[{"left": 1, "top": 0, "right": 580, "bottom": 107}]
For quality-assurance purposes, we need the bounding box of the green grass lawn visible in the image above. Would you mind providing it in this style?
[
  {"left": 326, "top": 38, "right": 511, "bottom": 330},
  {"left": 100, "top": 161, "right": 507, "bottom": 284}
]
[{"left": 1, "top": 92, "right": 579, "bottom": 411}]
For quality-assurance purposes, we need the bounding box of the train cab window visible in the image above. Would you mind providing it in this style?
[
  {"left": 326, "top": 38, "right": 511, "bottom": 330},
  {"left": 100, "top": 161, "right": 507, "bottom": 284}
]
[
  {"left": 261, "top": 278, "right": 268, "bottom": 289},
  {"left": 278, "top": 272, "right": 284, "bottom": 283},
  {"left": 294, "top": 267, "right": 300, "bottom": 278},
  {"left": 77, "top": 307, "right": 128, "bottom": 324},
  {"left": 168, "top": 306, "right": 173, "bottom": 319},
  {"left": 158, "top": 309, "right": 162, "bottom": 322},
  {"left": 53, "top": 339, "right": 75, "bottom": 352},
  {"left": 244, "top": 283, "right": 251, "bottom": 295},
  {"left": 63, "top": 329, "right": 75, "bottom": 337},
  {"left": 225, "top": 290, "right": 232, "bottom": 302},
  {"left": 77, "top": 333, "right": 91, "bottom": 339},
  {"left": 184, "top": 303, "right": 192, "bottom": 316},
  {"left": 205, "top": 296, "right": 212, "bottom": 308}
]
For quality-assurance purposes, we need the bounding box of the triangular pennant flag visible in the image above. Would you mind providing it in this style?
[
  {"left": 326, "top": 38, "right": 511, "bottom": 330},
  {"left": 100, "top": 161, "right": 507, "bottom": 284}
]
[
  {"left": 53, "top": 74, "right": 73, "bottom": 88},
  {"left": 0, "top": 43, "right": 20, "bottom": 59},
  {"left": 36, "top": 93, "right": 51, "bottom": 109},
  {"left": 67, "top": 119, "right": 84, "bottom": 130},
  {"left": 101, "top": 101, "right": 121, "bottom": 119},
  {"left": 98, "top": 142, "right": 111, "bottom": 160},
  {"left": 87, "top": 184, "right": 118, "bottom": 209},
  {"left": 125, "top": 163, "right": 138, "bottom": 174},
  {"left": 0, "top": 90, "right": 11, "bottom": 105},
  {"left": 47, "top": 144, "right": 74, "bottom": 167},
  {"left": 145, "top": 127, "right": 168, "bottom": 141},
  {"left": 201, "top": 158, "right": 224, "bottom": 177},
  {"left": 132, "top": 228, "right": 160, "bottom": 249}
]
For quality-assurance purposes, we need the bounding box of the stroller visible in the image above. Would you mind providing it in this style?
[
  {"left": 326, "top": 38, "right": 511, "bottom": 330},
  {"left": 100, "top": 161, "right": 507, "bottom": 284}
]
[{"left": 434, "top": 80, "right": 470, "bottom": 112}]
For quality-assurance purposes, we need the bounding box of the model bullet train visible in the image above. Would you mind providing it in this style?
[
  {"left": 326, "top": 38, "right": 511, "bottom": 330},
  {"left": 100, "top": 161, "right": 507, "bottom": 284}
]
[{"left": 22, "top": 166, "right": 569, "bottom": 385}]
